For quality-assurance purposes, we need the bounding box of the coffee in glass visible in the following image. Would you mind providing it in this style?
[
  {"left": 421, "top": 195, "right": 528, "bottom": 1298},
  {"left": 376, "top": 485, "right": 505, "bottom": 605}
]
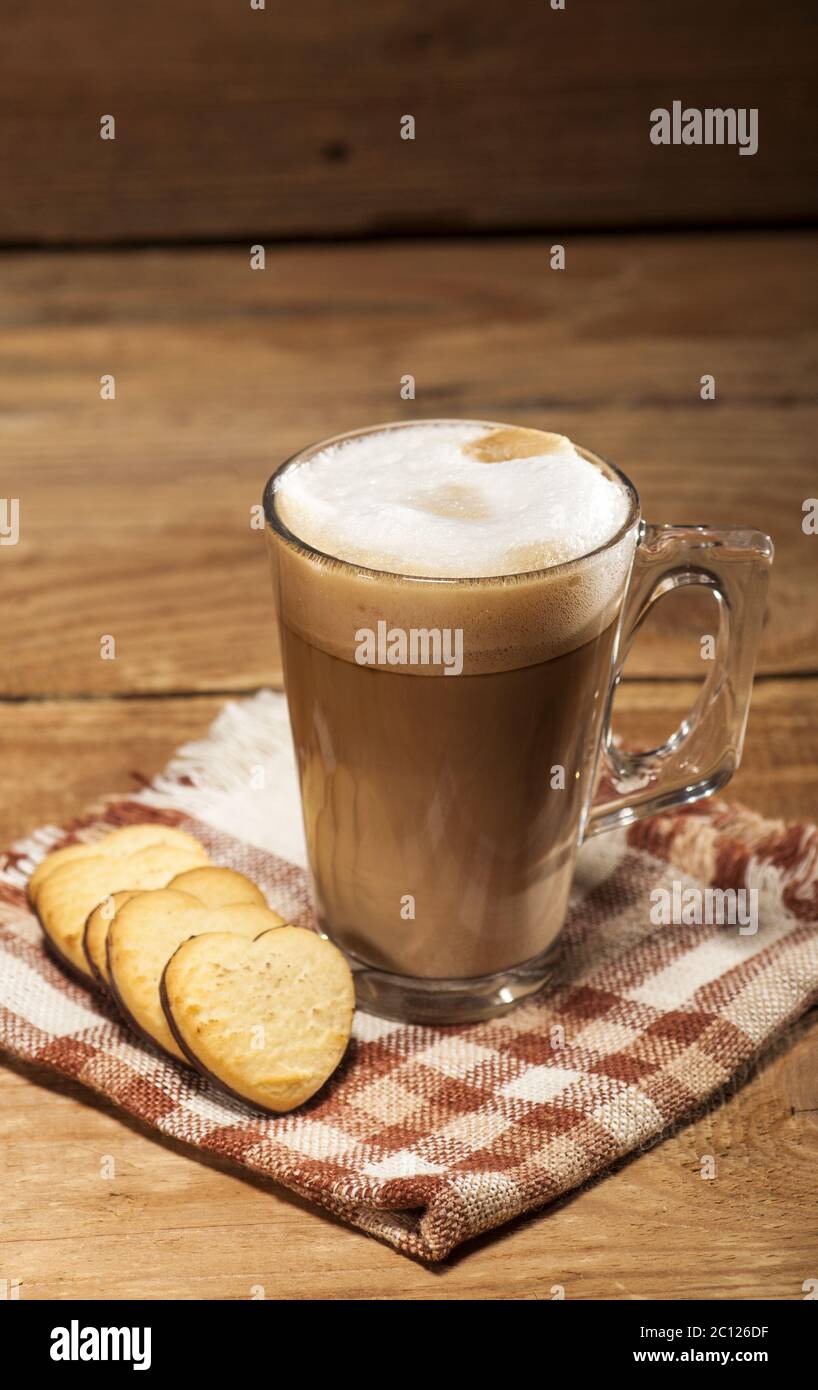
[{"left": 264, "top": 421, "right": 771, "bottom": 1022}]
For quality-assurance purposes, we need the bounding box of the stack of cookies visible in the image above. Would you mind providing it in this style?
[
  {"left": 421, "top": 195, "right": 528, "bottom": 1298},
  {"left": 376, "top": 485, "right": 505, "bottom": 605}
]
[{"left": 28, "top": 824, "right": 355, "bottom": 1113}]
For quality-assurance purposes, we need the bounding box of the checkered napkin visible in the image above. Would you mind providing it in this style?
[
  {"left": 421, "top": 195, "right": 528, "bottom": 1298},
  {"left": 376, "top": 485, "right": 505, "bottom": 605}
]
[{"left": 1, "top": 692, "right": 816, "bottom": 1261}]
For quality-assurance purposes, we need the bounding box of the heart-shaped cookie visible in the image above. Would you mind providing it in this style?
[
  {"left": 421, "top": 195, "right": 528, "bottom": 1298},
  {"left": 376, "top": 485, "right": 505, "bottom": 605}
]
[
  {"left": 36, "top": 840, "right": 211, "bottom": 981},
  {"left": 83, "top": 890, "right": 138, "bottom": 987},
  {"left": 27, "top": 823, "right": 207, "bottom": 904},
  {"left": 161, "top": 927, "right": 355, "bottom": 1113},
  {"left": 107, "top": 890, "right": 286, "bottom": 1060},
  {"left": 83, "top": 866, "right": 267, "bottom": 986}
]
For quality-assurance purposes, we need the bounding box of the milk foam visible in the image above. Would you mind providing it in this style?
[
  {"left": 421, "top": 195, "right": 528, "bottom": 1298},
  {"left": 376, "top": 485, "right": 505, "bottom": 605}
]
[{"left": 274, "top": 422, "right": 631, "bottom": 578}]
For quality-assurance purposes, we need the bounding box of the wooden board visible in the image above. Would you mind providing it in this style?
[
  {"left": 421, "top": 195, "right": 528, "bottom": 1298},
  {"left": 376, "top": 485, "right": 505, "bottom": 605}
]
[
  {"left": 1, "top": 225, "right": 815, "bottom": 1300},
  {"left": 1, "top": 0, "right": 816, "bottom": 243},
  {"left": 0, "top": 681, "right": 816, "bottom": 1299},
  {"left": 1, "top": 232, "right": 816, "bottom": 696},
  {"left": 2, "top": 1012, "right": 815, "bottom": 1299}
]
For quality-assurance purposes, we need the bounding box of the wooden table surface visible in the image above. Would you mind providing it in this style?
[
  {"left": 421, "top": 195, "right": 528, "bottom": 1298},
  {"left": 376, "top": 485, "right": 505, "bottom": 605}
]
[{"left": 2, "top": 231, "right": 816, "bottom": 1299}]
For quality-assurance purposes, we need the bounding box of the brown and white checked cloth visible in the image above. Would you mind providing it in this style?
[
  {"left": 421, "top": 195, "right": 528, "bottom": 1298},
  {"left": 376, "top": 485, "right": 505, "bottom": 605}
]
[{"left": 1, "top": 691, "right": 816, "bottom": 1262}]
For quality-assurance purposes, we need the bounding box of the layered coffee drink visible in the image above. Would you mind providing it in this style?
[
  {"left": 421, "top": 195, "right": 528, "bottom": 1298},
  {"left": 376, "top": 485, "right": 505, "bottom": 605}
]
[{"left": 266, "top": 421, "right": 638, "bottom": 1011}]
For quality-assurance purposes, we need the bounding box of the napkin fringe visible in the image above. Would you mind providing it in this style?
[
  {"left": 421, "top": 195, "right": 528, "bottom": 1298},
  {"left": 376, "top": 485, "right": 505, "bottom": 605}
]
[{"left": 134, "top": 691, "right": 308, "bottom": 865}]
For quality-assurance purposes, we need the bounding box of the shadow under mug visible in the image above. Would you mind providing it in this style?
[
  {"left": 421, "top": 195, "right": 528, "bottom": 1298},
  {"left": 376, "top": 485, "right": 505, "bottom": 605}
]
[{"left": 263, "top": 422, "right": 773, "bottom": 1024}]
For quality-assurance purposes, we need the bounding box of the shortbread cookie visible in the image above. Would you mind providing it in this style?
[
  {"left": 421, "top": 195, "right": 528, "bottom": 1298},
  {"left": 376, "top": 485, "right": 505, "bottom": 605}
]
[
  {"left": 83, "top": 890, "right": 138, "bottom": 986},
  {"left": 107, "top": 890, "right": 286, "bottom": 1060},
  {"left": 83, "top": 867, "right": 266, "bottom": 987},
  {"left": 28, "top": 823, "right": 207, "bottom": 904},
  {"left": 167, "top": 866, "right": 268, "bottom": 909},
  {"left": 36, "top": 841, "right": 210, "bottom": 981},
  {"left": 161, "top": 927, "right": 355, "bottom": 1112}
]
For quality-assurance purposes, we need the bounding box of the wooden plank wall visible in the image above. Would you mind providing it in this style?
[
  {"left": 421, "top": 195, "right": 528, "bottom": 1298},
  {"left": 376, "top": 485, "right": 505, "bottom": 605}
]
[{"left": 0, "top": 0, "right": 815, "bottom": 243}]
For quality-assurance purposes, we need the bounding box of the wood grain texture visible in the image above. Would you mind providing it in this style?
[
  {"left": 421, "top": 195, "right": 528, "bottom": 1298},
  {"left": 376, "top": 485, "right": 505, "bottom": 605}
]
[
  {"left": 1, "top": 232, "right": 816, "bottom": 695},
  {"left": 1, "top": 223, "right": 816, "bottom": 1301},
  {"left": 0, "top": 0, "right": 815, "bottom": 244},
  {"left": 0, "top": 682, "right": 816, "bottom": 1299}
]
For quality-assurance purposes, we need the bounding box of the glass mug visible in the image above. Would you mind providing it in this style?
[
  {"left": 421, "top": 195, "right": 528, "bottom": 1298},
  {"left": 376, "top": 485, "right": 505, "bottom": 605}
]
[{"left": 263, "top": 421, "right": 772, "bottom": 1023}]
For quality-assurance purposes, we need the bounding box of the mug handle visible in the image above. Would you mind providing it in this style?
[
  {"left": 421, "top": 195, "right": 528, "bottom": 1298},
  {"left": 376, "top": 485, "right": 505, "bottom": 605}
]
[{"left": 586, "top": 522, "right": 773, "bottom": 837}]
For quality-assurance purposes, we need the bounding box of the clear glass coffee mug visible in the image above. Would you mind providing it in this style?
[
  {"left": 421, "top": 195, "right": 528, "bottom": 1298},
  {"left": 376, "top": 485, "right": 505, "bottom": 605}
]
[{"left": 264, "top": 422, "right": 773, "bottom": 1024}]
